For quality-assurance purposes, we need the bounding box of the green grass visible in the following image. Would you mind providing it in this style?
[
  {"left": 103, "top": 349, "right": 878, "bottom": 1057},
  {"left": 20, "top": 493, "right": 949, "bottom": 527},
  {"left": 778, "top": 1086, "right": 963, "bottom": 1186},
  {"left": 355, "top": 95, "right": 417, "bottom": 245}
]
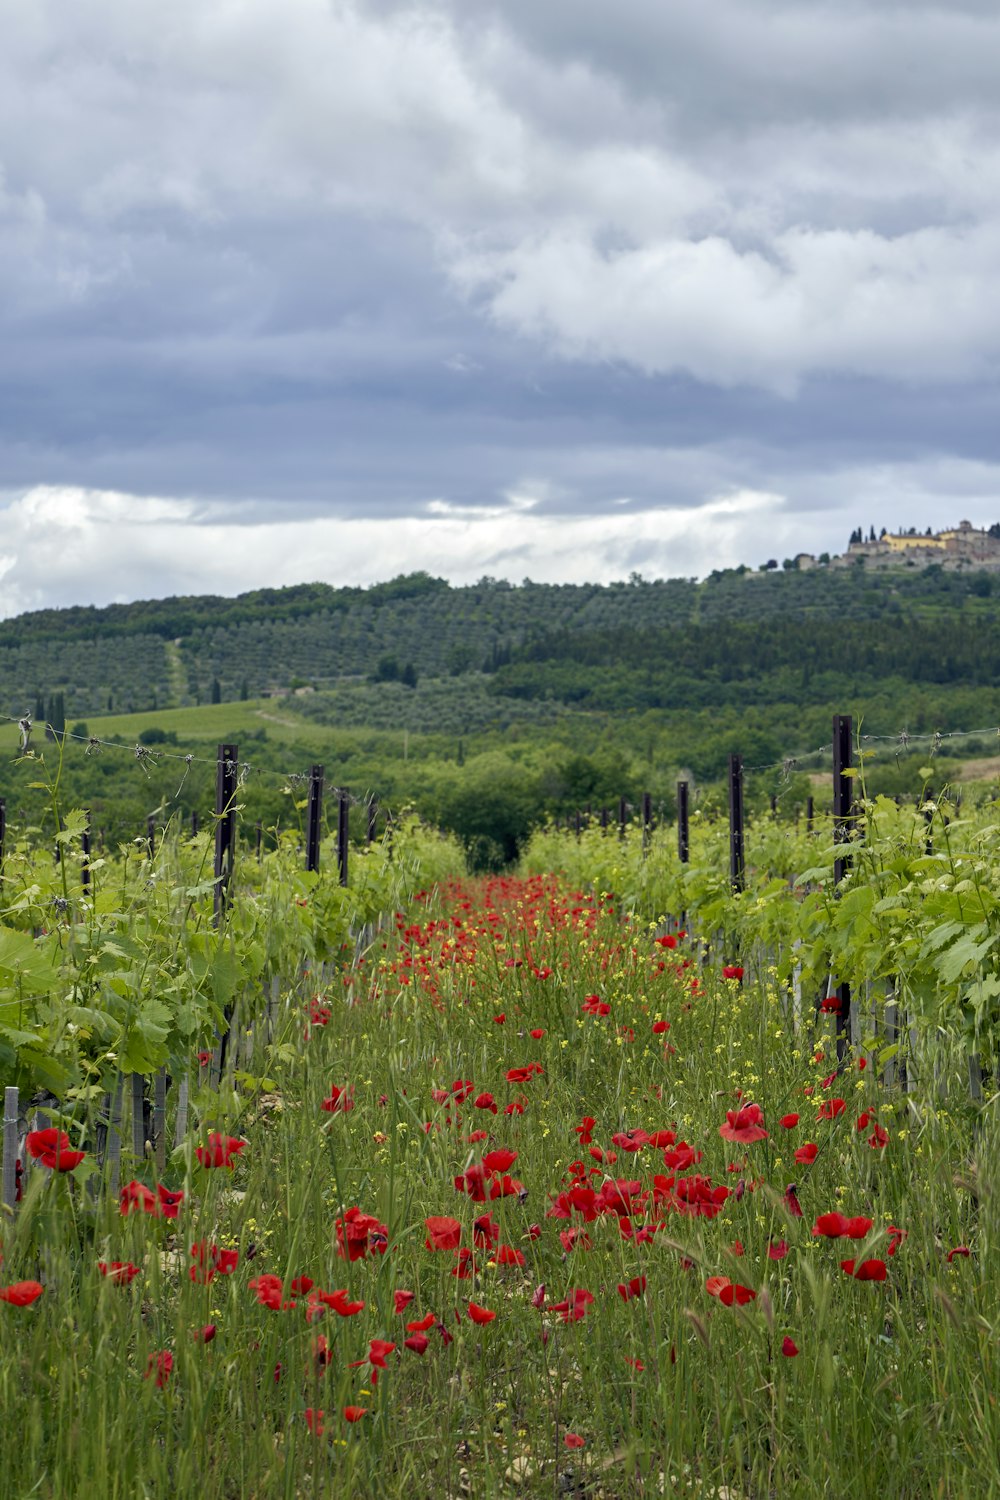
[{"left": 1, "top": 864, "right": 998, "bottom": 1498}]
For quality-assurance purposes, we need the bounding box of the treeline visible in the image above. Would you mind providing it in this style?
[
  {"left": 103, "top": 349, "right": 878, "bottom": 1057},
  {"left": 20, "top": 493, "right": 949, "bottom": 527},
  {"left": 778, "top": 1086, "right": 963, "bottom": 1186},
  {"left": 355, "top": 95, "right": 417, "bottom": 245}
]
[{"left": 6, "top": 562, "right": 1000, "bottom": 718}]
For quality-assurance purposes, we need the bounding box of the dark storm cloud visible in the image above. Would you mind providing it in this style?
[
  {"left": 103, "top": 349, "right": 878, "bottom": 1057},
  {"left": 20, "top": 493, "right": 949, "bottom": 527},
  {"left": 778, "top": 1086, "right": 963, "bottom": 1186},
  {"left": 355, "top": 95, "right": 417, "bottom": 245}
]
[{"left": 0, "top": 0, "right": 999, "bottom": 614}]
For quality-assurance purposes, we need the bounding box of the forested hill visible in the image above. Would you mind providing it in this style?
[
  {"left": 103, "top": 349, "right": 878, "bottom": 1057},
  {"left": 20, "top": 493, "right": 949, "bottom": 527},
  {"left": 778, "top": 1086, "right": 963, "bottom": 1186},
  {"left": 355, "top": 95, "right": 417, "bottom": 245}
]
[{"left": 2, "top": 563, "right": 1000, "bottom": 720}]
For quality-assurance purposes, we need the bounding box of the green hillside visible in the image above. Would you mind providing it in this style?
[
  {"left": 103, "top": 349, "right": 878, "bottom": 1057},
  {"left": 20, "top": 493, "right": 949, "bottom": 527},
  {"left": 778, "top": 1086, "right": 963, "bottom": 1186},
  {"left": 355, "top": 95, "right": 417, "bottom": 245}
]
[{"left": 3, "top": 563, "right": 999, "bottom": 868}]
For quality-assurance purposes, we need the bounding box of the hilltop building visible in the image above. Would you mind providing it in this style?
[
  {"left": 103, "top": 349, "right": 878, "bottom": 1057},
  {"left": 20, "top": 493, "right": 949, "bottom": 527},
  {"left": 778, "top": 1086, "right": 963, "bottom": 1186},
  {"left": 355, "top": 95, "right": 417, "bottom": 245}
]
[{"left": 796, "top": 520, "right": 1000, "bottom": 572}]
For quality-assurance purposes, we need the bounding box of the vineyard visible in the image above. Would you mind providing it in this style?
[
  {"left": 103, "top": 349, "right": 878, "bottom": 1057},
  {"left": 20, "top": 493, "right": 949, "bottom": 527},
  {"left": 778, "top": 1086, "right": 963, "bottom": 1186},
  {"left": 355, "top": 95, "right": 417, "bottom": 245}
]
[{"left": 0, "top": 734, "right": 998, "bottom": 1498}]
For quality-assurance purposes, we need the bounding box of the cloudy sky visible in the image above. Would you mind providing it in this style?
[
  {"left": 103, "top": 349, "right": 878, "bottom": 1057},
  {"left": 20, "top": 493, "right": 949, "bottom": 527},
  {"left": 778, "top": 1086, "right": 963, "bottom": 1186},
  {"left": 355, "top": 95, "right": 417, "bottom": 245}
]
[{"left": 2, "top": 0, "right": 1000, "bottom": 615}]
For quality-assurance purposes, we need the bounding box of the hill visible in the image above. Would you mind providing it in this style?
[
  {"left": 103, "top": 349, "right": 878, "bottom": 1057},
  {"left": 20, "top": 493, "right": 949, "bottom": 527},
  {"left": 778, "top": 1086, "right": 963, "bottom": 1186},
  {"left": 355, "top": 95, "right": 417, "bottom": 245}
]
[{"left": 2, "top": 563, "right": 999, "bottom": 868}]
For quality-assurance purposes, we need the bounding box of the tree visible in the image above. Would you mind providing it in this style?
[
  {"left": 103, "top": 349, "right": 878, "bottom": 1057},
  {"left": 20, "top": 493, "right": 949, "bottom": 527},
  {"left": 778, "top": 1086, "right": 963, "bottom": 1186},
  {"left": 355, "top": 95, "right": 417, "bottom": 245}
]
[
  {"left": 436, "top": 753, "right": 544, "bottom": 871},
  {"left": 374, "top": 656, "right": 400, "bottom": 683},
  {"left": 401, "top": 662, "right": 418, "bottom": 689},
  {"left": 210, "top": 678, "right": 222, "bottom": 704}
]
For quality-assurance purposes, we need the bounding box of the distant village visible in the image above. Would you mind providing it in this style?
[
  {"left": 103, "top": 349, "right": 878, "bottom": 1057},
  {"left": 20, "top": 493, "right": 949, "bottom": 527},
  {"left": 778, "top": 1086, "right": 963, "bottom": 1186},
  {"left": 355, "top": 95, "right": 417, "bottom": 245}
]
[{"left": 795, "top": 519, "right": 1000, "bottom": 572}]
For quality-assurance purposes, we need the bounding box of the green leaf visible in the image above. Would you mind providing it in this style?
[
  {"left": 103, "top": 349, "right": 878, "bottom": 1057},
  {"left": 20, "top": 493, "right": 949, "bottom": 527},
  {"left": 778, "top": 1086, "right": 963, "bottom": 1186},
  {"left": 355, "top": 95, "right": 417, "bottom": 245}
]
[{"left": 0, "top": 926, "right": 57, "bottom": 993}]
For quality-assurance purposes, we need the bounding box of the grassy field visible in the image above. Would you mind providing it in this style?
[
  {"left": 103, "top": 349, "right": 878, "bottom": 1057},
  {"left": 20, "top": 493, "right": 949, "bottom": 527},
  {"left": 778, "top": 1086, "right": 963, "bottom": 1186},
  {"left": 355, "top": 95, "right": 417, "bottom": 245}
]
[{"left": 1, "top": 869, "right": 997, "bottom": 1498}]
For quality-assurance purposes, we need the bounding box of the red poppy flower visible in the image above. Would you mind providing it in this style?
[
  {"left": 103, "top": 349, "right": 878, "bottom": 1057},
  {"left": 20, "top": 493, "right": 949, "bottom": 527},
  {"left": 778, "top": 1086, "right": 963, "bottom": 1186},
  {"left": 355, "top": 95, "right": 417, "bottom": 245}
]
[
  {"left": 314, "top": 1288, "right": 366, "bottom": 1317},
  {"left": 120, "top": 1180, "right": 158, "bottom": 1216},
  {"left": 157, "top": 1184, "right": 185, "bottom": 1219},
  {"left": 495, "top": 1244, "right": 526, "bottom": 1267},
  {"left": 348, "top": 1338, "right": 396, "bottom": 1385},
  {"left": 404, "top": 1333, "right": 429, "bottom": 1354},
  {"left": 321, "top": 1084, "right": 354, "bottom": 1114},
  {"left": 617, "top": 1276, "right": 646, "bottom": 1301},
  {"left": 581, "top": 995, "right": 610, "bottom": 1017},
  {"left": 767, "top": 1240, "right": 789, "bottom": 1261},
  {"left": 819, "top": 995, "right": 840, "bottom": 1013},
  {"left": 868, "top": 1123, "right": 889, "bottom": 1149},
  {"left": 304, "top": 1408, "right": 325, "bottom": 1435},
  {"left": 781, "top": 1336, "right": 799, "bottom": 1357},
  {"left": 468, "top": 1300, "right": 496, "bottom": 1325},
  {"left": 474, "top": 1092, "right": 497, "bottom": 1114},
  {"left": 784, "top": 1185, "right": 803, "bottom": 1218},
  {"left": 652, "top": 1020, "right": 670, "bottom": 1034},
  {"left": 655, "top": 934, "right": 677, "bottom": 950},
  {"left": 840, "top": 1258, "right": 887, "bottom": 1281},
  {"left": 573, "top": 1117, "right": 595, "bottom": 1144},
  {"left": 886, "top": 1225, "right": 906, "bottom": 1256},
  {"left": 195, "top": 1132, "right": 245, "bottom": 1168},
  {"left": 947, "top": 1245, "right": 971, "bottom": 1262},
  {"left": 816, "top": 1098, "right": 846, "bottom": 1121},
  {"left": 425, "top": 1216, "right": 462, "bottom": 1251},
  {"left": 721, "top": 965, "right": 744, "bottom": 981},
  {"left": 335, "top": 1206, "right": 388, "bottom": 1260},
  {"left": 550, "top": 1288, "right": 594, "bottom": 1323},
  {"left": 794, "top": 1143, "right": 818, "bottom": 1165},
  {"left": 564, "top": 1433, "right": 586, "bottom": 1449},
  {"left": 406, "top": 1312, "right": 436, "bottom": 1332},
  {"left": 0, "top": 1280, "right": 43, "bottom": 1306},
  {"left": 706, "top": 1275, "right": 755, "bottom": 1306},
  {"left": 483, "top": 1148, "right": 517, "bottom": 1173},
  {"left": 99, "top": 1260, "right": 141, "bottom": 1284},
  {"left": 719, "top": 1104, "right": 768, "bottom": 1144},
  {"left": 189, "top": 1241, "right": 239, "bottom": 1284},
  {"left": 780, "top": 1114, "right": 799, "bottom": 1129},
  {"left": 343, "top": 1406, "right": 368, "bottom": 1422},
  {"left": 194, "top": 1323, "right": 217, "bottom": 1342},
  {"left": 394, "top": 1290, "right": 416, "bottom": 1314},
  {"left": 450, "top": 1247, "right": 476, "bottom": 1278},
  {"left": 26, "top": 1127, "right": 85, "bottom": 1171},
  {"left": 145, "top": 1350, "right": 173, "bottom": 1387},
  {"left": 813, "top": 1213, "right": 872, "bottom": 1240}
]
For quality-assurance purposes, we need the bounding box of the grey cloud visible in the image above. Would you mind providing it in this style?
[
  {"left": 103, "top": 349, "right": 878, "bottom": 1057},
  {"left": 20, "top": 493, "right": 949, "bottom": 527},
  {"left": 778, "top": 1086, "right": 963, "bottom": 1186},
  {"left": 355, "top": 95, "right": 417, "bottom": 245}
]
[{"left": 1, "top": 0, "right": 999, "bottom": 612}]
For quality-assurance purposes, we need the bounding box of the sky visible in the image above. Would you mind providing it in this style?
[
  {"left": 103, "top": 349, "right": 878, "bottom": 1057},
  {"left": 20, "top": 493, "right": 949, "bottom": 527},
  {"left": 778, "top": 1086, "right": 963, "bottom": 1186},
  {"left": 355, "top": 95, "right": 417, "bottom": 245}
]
[{"left": 2, "top": 0, "right": 1000, "bottom": 616}]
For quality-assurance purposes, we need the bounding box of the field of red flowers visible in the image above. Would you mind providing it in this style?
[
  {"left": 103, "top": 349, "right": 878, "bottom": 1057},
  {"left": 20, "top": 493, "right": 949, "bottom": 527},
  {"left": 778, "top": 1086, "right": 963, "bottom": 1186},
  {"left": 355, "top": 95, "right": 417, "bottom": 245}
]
[{"left": 1, "top": 872, "right": 998, "bottom": 1498}]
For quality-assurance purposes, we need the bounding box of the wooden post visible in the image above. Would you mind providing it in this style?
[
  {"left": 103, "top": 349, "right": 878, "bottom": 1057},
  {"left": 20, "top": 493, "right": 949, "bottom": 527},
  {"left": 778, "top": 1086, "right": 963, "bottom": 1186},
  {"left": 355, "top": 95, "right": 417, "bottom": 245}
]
[
  {"left": 338, "top": 793, "right": 349, "bottom": 887},
  {"left": 131, "top": 1073, "right": 146, "bottom": 1160},
  {"left": 214, "top": 744, "right": 239, "bottom": 927},
  {"left": 600, "top": 807, "right": 609, "bottom": 833},
  {"left": 2, "top": 1086, "right": 17, "bottom": 1212},
  {"left": 642, "top": 791, "right": 652, "bottom": 856},
  {"left": 618, "top": 796, "right": 627, "bottom": 840},
  {"left": 306, "top": 765, "right": 324, "bottom": 873},
  {"left": 106, "top": 1076, "right": 123, "bottom": 1198},
  {"left": 191, "top": 810, "right": 199, "bottom": 837},
  {"left": 146, "top": 814, "right": 156, "bottom": 861},
  {"left": 574, "top": 810, "right": 582, "bottom": 838},
  {"left": 806, "top": 795, "right": 814, "bottom": 832},
  {"left": 832, "top": 714, "right": 853, "bottom": 1061},
  {"left": 728, "top": 754, "right": 745, "bottom": 893},
  {"left": 255, "top": 819, "right": 262, "bottom": 860},
  {"left": 367, "top": 796, "right": 378, "bottom": 844},
  {"left": 174, "top": 1075, "right": 189, "bottom": 1150},
  {"left": 81, "top": 810, "right": 91, "bottom": 891},
  {"left": 677, "top": 780, "right": 689, "bottom": 863},
  {"left": 770, "top": 793, "right": 777, "bottom": 816},
  {"left": 153, "top": 1069, "right": 167, "bottom": 1173}
]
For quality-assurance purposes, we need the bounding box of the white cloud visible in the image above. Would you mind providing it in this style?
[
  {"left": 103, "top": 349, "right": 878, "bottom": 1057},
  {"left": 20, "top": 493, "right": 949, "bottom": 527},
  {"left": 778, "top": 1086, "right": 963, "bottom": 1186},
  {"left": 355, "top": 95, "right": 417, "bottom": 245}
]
[{"left": 4, "top": 472, "right": 999, "bottom": 619}]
